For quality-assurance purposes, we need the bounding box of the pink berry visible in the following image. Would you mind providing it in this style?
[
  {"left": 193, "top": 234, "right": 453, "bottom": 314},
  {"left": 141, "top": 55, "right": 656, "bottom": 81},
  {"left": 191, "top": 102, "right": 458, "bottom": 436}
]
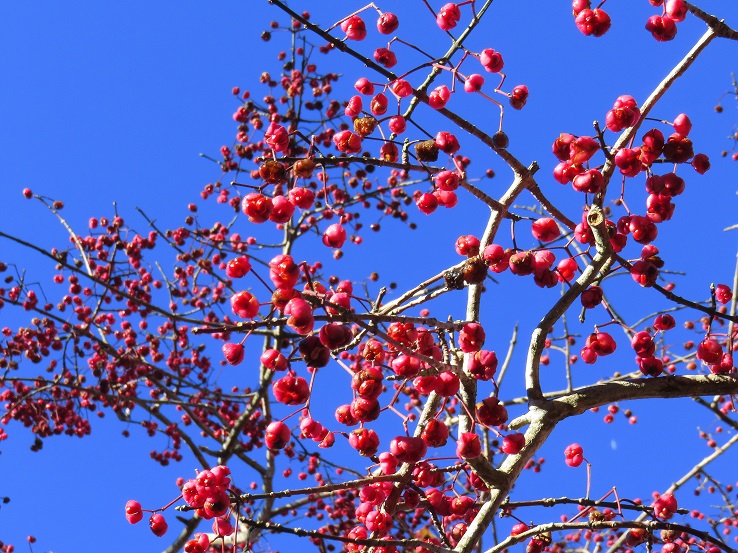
[
  {"left": 265, "top": 421, "right": 291, "bottom": 450},
  {"left": 479, "top": 48, "right": 504, "bottom": 73},
  {"left": 652, "top": 493, "right": 678, "bottom": 520},
  {"left": 222, "top": 343, "right": 245, "bottom": 365},
  {"left": 376, "top": 12, "right": 399, "bottom": 34},
  {"left": 456, "top": 432, "right": 482, "bottom": 459},
  {"left": 428, "top": 85, "right": 451, "bottom": 110},
  {"left": 340, "top": 15, "right": 367, "bottom": 41},
  {"left": 646, "top": 15, "right": 677, "bottom": 41},
  {"left": 354, "top": 77, "right": 375, "bottom": 95},
  {"left": 509, "top": 85, "right": 529, "bottom": 109},
  {"left": 22, "top": 188, "right": 33, "bottom": 199},
  {"left": 436, "top": 3, "right": 461, "bottom": 31},
  {"left": 501, "top": 433, "right": 525, "bottom": 454},
  {"left": 322, "top": 223, "right": 347, "bottom": 248},
  {"left": 715, "top": 284, "right": 732, "bottom": 304},
  {"left": 464, "top": 74, "right": 484, "bottom": 93},
  {"left": 149, "top": 513, "right": 168, "bottom": 537},
  {"left": 225, "top": 256, "right": 251, "bottom": 278},
  {"left": 575, "top": 9, "right": 611, "bottom": 37},
  {"left": 564, "top": 443, "right": 584, "bottom": 467},
  {"left": 125, "top": 500, "right": 143, "bottom": 524},
  {"left": 665, "top": 0, "right": 687, "bottom": 22}
]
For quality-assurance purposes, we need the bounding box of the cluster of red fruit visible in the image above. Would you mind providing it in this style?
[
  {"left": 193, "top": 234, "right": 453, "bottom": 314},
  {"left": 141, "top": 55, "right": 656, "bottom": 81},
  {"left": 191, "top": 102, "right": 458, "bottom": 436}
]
[
  {"left": 126, "top": 465, "right": 236, "bottom": 548},
  {"left": 572, "top": 0, "right": 688, "bottom": 41}
]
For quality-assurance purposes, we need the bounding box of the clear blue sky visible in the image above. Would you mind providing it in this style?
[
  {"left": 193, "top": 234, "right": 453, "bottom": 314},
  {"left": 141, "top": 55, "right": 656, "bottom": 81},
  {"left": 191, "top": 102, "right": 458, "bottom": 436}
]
[{"left": 1, "top": 2, "right": 738, "bottom": 551}]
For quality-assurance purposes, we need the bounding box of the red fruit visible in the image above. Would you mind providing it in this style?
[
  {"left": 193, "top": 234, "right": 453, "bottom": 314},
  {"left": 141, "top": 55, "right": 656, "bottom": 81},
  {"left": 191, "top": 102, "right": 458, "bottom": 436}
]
[
  {"left": 354, "top": 77, "right": 374, "bottom": 95},
  {"left": 230, "top": 291, "right": 260, "bottom": 319},
  {"left": 288, "top": 187, "right": 315, "bottom": 209},
  {"left": 379, "top": 452, "right": 398, "bottom": 474},
  {"left": 435, "top": 371, "right": 460, "bottom": 396},
  {"left": 614, "top": 148, "right": 643, "bottom": 177},
  {"left": 333, "top": 130, "right": 362, "bottom": 154},
  {"left": 509, "top": 85, "right": 529, "bottom": 110},
  {"left": 298, "top": 336, "right": 331, "bottom": 368},
  {"left": 531, "top": 218, "right": 560, "bottom": 242},
  {"left": 319, "top": 323, "right": 353, "bottom": 350},
  {"left": 272, "top": 375, "right": 310, "bottom": 405},
  {"left": 435, "top": 131, "right": 460, "bottom": 154},
  {"left": 373, "top": 47, "right": 397, "bottom": 68},
  {"left": 335, "top": 404, "right": 358, "bottom": 426},
  {"left": 225, "top": 256, "right": 251, "bottom": 278},
  {"left": 697, "top": 339, "right": 723, "bottom": 365},
  {"left": 350, "top": 396, "right": 380, "bottom": 423},
  {"left": 476, "top": 396, "right": 508, "bottom": 427},
  {"left": 340, "top": 15, "right": 367, "bottom": 40},
  {"left": 501, "top": 433, "right": 525, "bottom": 454},
  {"left": 631, "top": 259, "right": 659, "bottom": 287},
  {"left": 241, "top": 193, "right": 273, "bottom": 223},
  {"left": 638, "top": 356, "right": 664, "bottom": 377},
  {"left": 388, "top": 116, "right": 406, "bottom": 134},
  {"left": 511, "top": 522, "right": 530, "bottom": 536},
  {"left": 466, "top": 349, "right": 498, "bottom": 381},
  {"left": 421, "top": 418, "right": 450, "bottom": 447},
  {"left": 269, "top": 254, "right": 300, "bottom": 290},
  {"left": 673, "top": 113, "right": 692, "bottom": 136},
  {"left": 665, "top": 0, "right": 687, "bottom": 22},
  {"left": 149, "top": 513, "right": 168, "bottom": 537},
  {"left": 458, "top": 323, "right": 485, "bottom": 353},
  {"left": 479, "top": 48, "right": 504, "bottom": 73},
  {"left": 349, "top": 428, "right": 380, "bottom": 456},
  {"left": 265, "top": 421, "right": 291, "bottom": 450},
  {"left": 572, "top": 0, "right": 591, "bottom": 15},
  {"left": 345, "top": 95, "right": 363, "bottom": 118},
  {"left": 464, "top": 74, "right": 484, "bottom": 93},
  {"left": 264, "top": 122, "right": 289, "bottom": 153},
  {"left": 436, "top": 3, "right": 461, "bottom": 30},
  {"left": 587, "top": 332, "right": 617, "bottom": 356},
  {"left": 606, "top": 95, "right": 640, "bottom": 132},
  {"left": 641, "top": 129, "right": 665, "bottom": 165},
  {"left": 654, "top": 314, "right": 676, "bottom": 331},
  {"left": 715, "top": 284, "right": 732, "bottom": 305},
  {"left": 222, "top": 343, "right": 245, "bottom": 366},
  {"left": 455, "top": 235, "right": 480, "bottom": 257},
  {"left": 416, "top": 192, "right": 439, "bottom": 215},
  {"left": 691, "top": 153, "right": 710, "bottom": 174},
  {"left": 260, "top": 348, "right": 289, "bottom": 371},
  {"left": 457, "top": 432, "right": 482, "bottom": 459},
  {"left": 269, "top": 195, "right": 295, "bottom": 224},
  {"left": 125, "top": 500, "right": 143, "bottom": 524},
  {"left": 580, "top": 286, "right": 603, "bottom": 309},
  {"left": 568, "top": 136, "right": 599, "bottom": 164},
  {"left": 322, "top": 223, "right": 347, "bottom": 248},
  {"left": 575, "top": 9, "right": 611, "bottom": 37},
  {"left": 391, "top": 354, "right": 421, "bottom": 378},
  {"left": 429, "top": 85, "right": 451, "bottom": 110},
  {"left": 572, "top": 169, "right": 603, "bottom": 193},
  {"left": 631, "top": 331, "right": 656, "bottom": 358},
  {"left": 380, "top": 142, "right": 399, "bottom": 162},
  {"left": 652, "top": 493, "right": 677, "bottom": 520},
  {"left": 370, "top": 93, "right": 389, "bottom": 115},
  {"left": 22, "top": 188, "right": 33, "bottom": 199},
  {"left": 377, "top": 12, "right": 399, "bottom": 34},
  {"left": 391, "top": 79, "right": 413, "bottom": 98},
  {"left": 645, "top": 15, "right": 677, "bottom": 41},
  {"left": 564, "top": 443, "right": 584, "bottom": 467},
  {"left": 390, "top": 436, "right": 427, "bottom": 463}
]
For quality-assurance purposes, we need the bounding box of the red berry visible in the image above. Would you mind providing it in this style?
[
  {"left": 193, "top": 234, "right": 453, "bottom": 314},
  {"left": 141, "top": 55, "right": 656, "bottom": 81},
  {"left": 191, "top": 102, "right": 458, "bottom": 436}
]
[
  {"left": 377, "top": 12, "right": 399, "bottom": 34},
  {"left": 125, "top": 500, "right": 143, "bottom": 524},
  {"left": 149, "top": 513, "right": 168, "bottom": 537},
  {"left": 564, "top": 443, "right": 584, "bottom": 467}
]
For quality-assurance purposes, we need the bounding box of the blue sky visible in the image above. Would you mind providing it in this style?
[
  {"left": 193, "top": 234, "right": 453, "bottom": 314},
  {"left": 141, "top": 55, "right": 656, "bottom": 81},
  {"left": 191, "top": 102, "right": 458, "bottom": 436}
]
[{"left": 1, "top": 2, "right": 738, "bottom": 552}]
